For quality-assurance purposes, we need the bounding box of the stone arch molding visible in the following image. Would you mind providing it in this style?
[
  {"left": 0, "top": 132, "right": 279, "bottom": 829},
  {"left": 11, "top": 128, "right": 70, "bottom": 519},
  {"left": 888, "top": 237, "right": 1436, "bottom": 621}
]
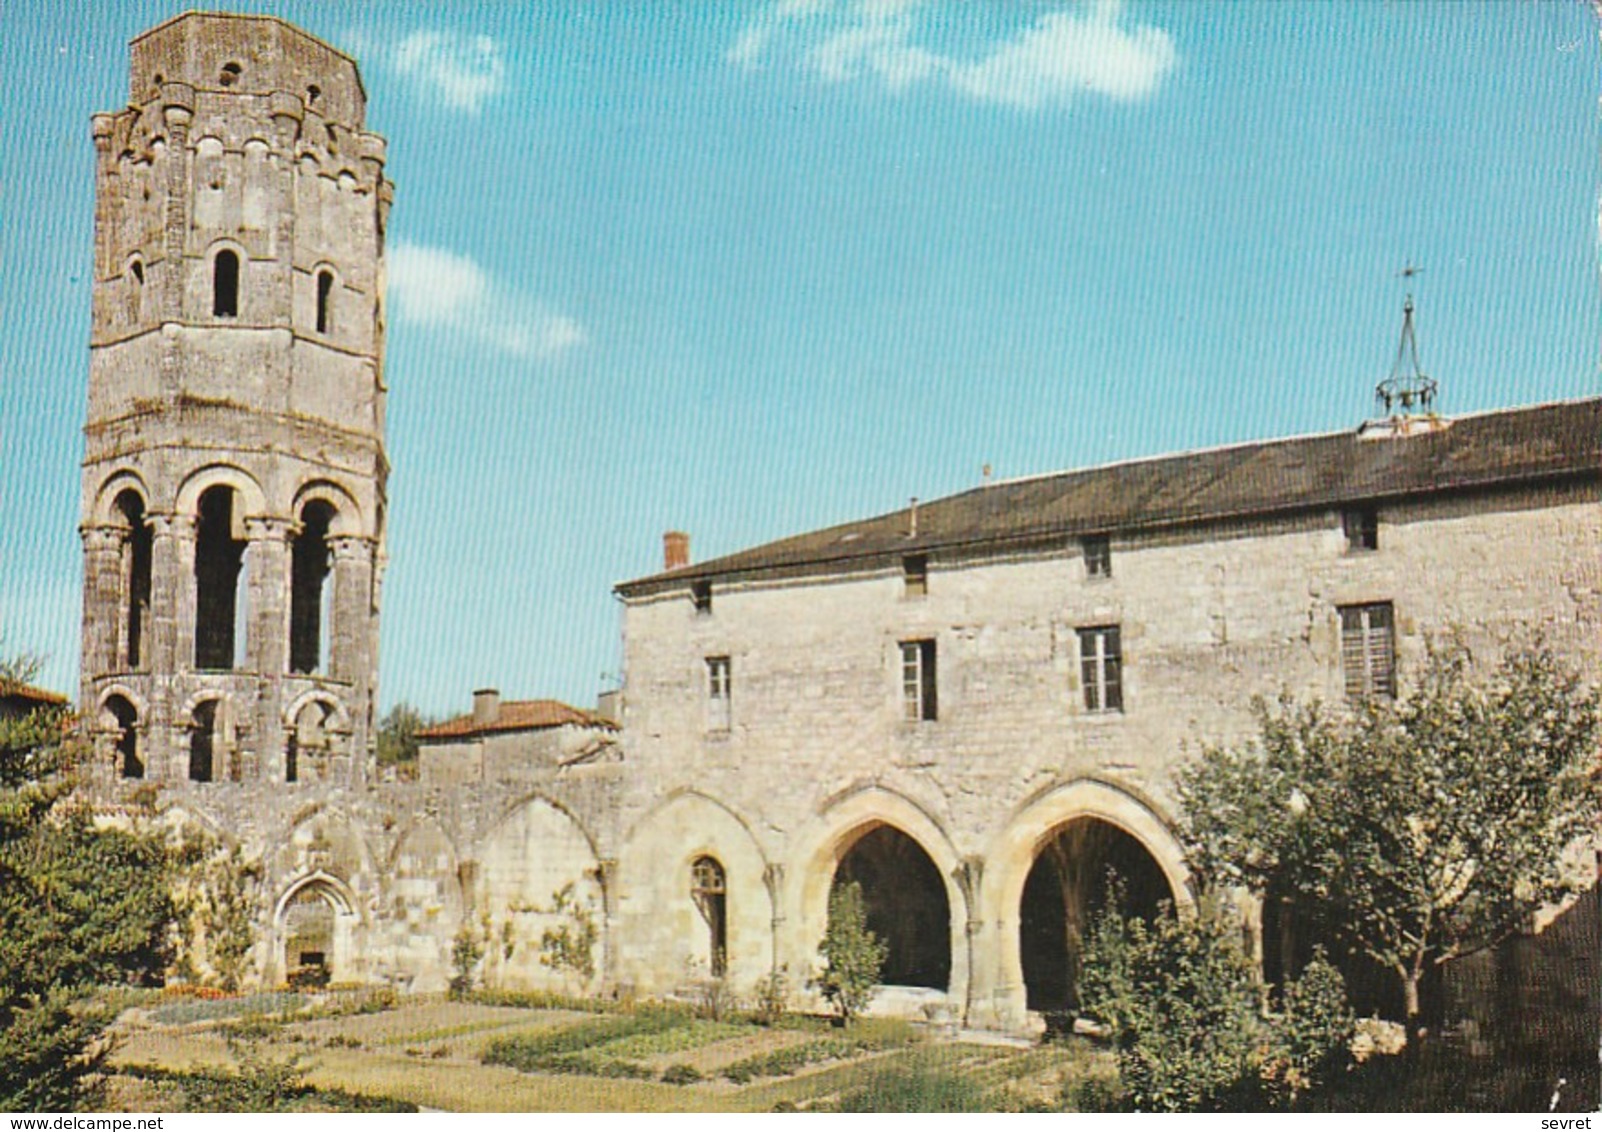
[
  {"left": 789, "top": 784, "right": 969, "bottom": 1007},
  {"left": 282, "top": 688, "right": 352, "bottom": 734},
  {"left": 91, "top": 469, "right": 152, "bottom": 525},
  {"left": 617, "top": 790, "right": 773, "bottom": 992},
  {"left": 983, "top": 777, "right": 1193, "bottom": 923},
  {"left": 291, "top": 479, "right": 362, "bottom": 535},
  {"left": 175, "top": 463, "right": 268, "bottom": 521},
  {"left": 96, "top": 683, "right": 148, "bottom": 726},
  {"left": 274, "top": 868, "right": 361, "bottom": 924}
]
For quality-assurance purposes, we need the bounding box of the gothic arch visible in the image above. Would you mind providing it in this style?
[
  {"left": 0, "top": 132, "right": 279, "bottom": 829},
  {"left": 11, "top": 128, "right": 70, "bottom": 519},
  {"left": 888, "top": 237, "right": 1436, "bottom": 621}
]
[
  {"left": 981, "top": 777, "right": 1193, "bottom": 1026},
  {"left": 475, "top": 794, "right": 604, "bottom": 991},
  {"left": 791, "top": 785, "right": 967, "bottom": 1006},
  {"left": 618, "top": 790, "right": 772, "bottom": 990},
  {"left": 272, "top": 870, "right": 365, "bottom": 986}
]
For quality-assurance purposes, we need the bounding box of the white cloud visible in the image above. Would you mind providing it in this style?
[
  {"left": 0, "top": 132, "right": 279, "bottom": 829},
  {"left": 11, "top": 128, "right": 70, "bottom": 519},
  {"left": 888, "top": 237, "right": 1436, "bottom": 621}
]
[
  {"left": 390, "top": 30, "right": 507, "bottom": 114},
  {"left": 729, "top": 0, "right": 1177, "bottom": 109},
  {"left": 388, "top": 241, "right": 586, "bottom": 361}
]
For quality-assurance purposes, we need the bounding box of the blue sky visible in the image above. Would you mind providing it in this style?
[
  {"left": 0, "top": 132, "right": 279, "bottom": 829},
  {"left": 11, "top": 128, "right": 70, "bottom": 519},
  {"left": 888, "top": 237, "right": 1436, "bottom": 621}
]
[{"left": 2, "top": 1, "right": 1599, "bottom": 717}]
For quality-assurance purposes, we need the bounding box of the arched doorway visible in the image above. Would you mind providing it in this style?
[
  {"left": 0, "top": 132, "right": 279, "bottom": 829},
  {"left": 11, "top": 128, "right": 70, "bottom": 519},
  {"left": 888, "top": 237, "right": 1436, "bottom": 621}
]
[
  {"left": 277, "top": 878, "right": 357, "bottom": 987},
  {"left": 1018, "top": 817, "right": 1174, "bottom": 1017},
  {"left": 831, "top": 824, "right": 951, "bottom": 990}
]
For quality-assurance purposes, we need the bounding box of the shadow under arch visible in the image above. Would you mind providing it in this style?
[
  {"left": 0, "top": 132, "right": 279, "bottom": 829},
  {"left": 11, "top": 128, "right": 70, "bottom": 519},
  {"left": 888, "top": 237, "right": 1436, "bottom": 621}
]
[
  {"left": 791, "top": 785, "right": 968, "bottom": 1005},
  {"left": 980, "top": 777, "right": 1193, "bottom": 1028}
]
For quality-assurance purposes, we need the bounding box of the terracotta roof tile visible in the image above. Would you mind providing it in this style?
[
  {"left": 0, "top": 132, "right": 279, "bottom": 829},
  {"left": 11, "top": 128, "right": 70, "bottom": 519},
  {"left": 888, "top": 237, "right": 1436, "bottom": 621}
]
[{"left": 416, "top": 699, "right": 617, "bottom": 741}]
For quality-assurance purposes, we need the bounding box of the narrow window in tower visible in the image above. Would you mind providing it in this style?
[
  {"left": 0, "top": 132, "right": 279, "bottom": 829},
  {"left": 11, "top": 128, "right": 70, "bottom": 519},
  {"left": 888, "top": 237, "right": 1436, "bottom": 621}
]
[
  {"left": 316, "top": 269, "right": 334, "bottom": 334},
  {"left": 291, "top": 501, "right": 336, "bottom": 675},
  {"left": 127, "top": 258, "right": 145, "bottom": 324},
  {"left": 189, "top": 699, "right": 217, "bottom": 782},
  {"left": 115, "top": 491, "right": 152, "bottom": 669},
  {"left": 194, "top": 486, "right": 245, "bottom": 670},
  {"left": 213, "top": 249, "right": 239, "bottom": 317}
]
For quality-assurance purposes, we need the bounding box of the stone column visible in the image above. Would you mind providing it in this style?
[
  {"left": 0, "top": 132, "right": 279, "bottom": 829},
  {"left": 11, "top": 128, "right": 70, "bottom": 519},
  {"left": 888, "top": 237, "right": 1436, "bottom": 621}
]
[
  {"left": 79, "top": 524, "right": 125, "bottom": 689},
  {"left": 144, "top": 512, "right": 187, "bottom": 780},
  {"left": 245, "top": 517, "right": 291, "bottom": 783}
]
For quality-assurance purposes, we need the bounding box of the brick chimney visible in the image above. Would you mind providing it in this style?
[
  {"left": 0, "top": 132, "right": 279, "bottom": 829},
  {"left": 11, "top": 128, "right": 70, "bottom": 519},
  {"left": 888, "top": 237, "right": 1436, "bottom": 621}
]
[
  {"left": 472, "top": 688, "right": 500, "bottom": 725},
  {"left": 663, "top": 530, "right": 690, "bottom": 571}
]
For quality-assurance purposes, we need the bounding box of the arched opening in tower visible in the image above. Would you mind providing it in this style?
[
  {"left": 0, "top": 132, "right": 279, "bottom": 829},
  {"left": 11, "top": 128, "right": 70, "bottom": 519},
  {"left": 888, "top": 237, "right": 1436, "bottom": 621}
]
[
  {"left": 1019, "top": 818, "right": 1173, "bottom": 1018},
  {"left": 831, "top": 824, "right": 951, "bottom": 990},
  {"left": 189, "top": 698, "right": 218, "bottom": 783},
  {"left": 194, "top": 486, "right": 246, "bottom": 670},
  {"left": 104, "top": 694, "right": 141, "bottom": 779},
  {"left": 114, "top": 490, "right": 152, "bottom": 669},
  {"left": 290, "top": 501, "right": 336, "bottom": 675},
  {"left": 288, "top": 699, "right": 335, "bottom": 784}
]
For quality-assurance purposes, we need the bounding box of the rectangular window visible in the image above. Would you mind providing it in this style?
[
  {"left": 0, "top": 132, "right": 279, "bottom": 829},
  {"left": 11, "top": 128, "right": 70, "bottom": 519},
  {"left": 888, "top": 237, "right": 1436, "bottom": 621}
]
[
  {"left": 1340, "top": 602, "right": 1395, "bottom": 700},
  {"left": 706, "top": 656, "right": 731, "bottom": 732},
  {"left": 1083, "top": 535, "right": 1112, "bottom": 579},
  {"left": 903, "top": 554, "right": 928, "bottom": 598},
  {"left": 900, "top": 639, "right": 937, "bottom": 722},
  {"left": 691, "top": 579, "right": 712, "bottom": 615},
  {"left": 1078, "top": 626, "right": 1123, "bottom": 713},
  {"left": 1343, "top": 508, "right": 1378, "bottom": 552}
]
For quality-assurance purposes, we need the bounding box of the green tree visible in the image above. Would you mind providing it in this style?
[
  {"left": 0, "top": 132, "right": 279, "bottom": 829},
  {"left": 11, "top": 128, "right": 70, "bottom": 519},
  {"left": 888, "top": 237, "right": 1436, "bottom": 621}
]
[
  {"left": 375, "top": 702, "right": 433, "bottom": 776},
  {"left": 1076, "top": 900, "right": 1352, "bottom": 1111},
  {"left": 0, "top": 656, "right": 174, "bottom": 1108},
  {"left": 816, "top": 880, "right": 887, "bottom": 1025},
  {"left": 1178, "top": 635, "right": 1602, "bottom": 1023}
]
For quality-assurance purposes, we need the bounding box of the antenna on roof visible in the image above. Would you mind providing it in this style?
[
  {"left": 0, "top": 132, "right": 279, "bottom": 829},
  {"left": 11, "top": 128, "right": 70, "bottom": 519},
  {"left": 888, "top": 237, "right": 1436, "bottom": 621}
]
[{"left": 1374, "top": 262, "right": 1438, "bottom": 418}]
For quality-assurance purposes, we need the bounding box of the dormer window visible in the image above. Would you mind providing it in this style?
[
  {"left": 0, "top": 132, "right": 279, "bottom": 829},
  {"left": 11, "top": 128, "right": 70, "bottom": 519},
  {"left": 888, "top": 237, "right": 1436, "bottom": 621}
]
[
  {"left": 1343, "top": 508, "right": 1378, "bottom": 552},
  {"left": 903, "top": 554, "right": 927, "bottom": 598},
  {"left": 1083, "top": 535, "right": 1112, "bottom": 579}
]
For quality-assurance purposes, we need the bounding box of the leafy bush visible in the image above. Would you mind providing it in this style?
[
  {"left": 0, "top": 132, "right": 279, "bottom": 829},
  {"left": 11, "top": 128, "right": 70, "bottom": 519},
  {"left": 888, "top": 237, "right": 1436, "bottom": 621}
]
[
  {"left": 1077, "top": 903, "right": 1352, "bottom": 1111},
  {"left": 465, "top": 987, "right": 617, "bottom": 1013},
  {"left": 816, "top": 881, "right": 887, "bottom": 1025},
  {"left": 448, "top": 921, "right": 484, "bottom": 1000},
  {"left": 752, "top": 966, "right": 790, "bottom": 1026},
  {"left": 661, "top": 1063, "right": 703, "bottom": 1085}
]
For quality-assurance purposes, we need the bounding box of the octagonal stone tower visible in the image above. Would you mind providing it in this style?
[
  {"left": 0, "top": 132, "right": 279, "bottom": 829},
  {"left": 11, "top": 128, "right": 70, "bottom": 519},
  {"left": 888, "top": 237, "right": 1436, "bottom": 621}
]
[{"left": 80, "top": 13, "right": 392, "bottom": 791}]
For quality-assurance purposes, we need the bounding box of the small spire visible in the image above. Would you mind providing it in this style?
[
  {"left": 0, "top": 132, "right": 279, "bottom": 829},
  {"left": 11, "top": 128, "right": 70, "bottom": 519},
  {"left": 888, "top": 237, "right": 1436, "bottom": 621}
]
[{"left": 1374, "top": 263, "right": 1438, "bottom": 417}]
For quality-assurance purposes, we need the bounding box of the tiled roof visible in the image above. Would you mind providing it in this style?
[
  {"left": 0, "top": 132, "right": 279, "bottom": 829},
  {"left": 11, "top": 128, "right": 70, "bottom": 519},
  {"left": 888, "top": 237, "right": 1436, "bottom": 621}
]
[
  {"left": 416, "top": 699, "right": 618, "bottom": 741},
  {"left": 617, "top": 397, "right": 1602, "bottom": 597},
  {"left": 0, "top": 682, "right": 69, "bottom": 708}
]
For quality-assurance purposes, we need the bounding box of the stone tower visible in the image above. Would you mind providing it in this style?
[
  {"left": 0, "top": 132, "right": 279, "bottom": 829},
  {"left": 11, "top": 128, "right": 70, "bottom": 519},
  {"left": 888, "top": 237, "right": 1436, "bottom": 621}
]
[{"left": 80, "top": 14, "right": 391, "bottom": 791}]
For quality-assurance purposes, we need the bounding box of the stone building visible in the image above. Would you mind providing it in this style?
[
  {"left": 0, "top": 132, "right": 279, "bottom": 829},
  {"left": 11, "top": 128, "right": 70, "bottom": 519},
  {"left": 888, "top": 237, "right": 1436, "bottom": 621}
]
[
  {"left": 610, "top": 398, "right": 1602, "bottom": 1029},
  {"left": 69, "top": 13, "right": 1597, "bottom": 1039}
]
